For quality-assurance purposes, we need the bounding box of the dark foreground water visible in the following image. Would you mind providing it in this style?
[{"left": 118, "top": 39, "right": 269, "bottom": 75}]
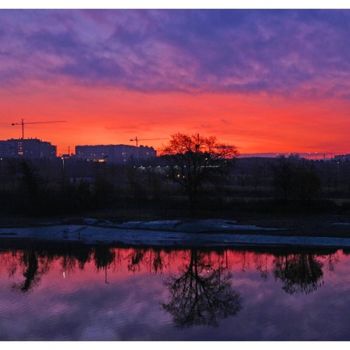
[{"left": 0, "top": 241, "right": 350, "bottom": 340}]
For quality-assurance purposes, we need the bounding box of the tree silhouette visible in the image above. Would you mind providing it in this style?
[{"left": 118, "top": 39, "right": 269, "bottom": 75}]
[
  {"left": 152, "top": 250, "right": 164, "bottom": 273},
  {"left": 274, "top": 253, "right": 324, "bottom": 294},
  {"left": 272, "top": 156, "right": 321, "bottom": 202},
  {"left": 162, "top": 250, "right": 241, "bottom": 327},
  {"left": 12, "top": 250, "right": 48, "bottom": 292},
  {"left": 93, "top": 246, "right": 115, "bottom": 270},
  {"left": 9, "top": 246, "right": 94, "bottom": 292},
  {"left": 161, "top": 133, "right": 238, "bottom": 213},
  {"left": 127, "top": 249, "right": 147, "bottom": 272}
]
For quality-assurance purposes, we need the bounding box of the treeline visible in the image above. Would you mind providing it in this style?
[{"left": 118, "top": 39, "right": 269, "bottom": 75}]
[{"left": 1, "top": 154, "right": 350, "bottom": 217}]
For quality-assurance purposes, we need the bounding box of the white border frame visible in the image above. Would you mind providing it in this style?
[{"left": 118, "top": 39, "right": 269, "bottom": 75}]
[{"left": 1, "top": 1, "right": 350, "bottom": 9}]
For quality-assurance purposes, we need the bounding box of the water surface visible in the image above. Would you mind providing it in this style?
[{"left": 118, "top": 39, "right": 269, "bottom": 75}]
[{"left": 0, "top": 241, "right": 349, "bottom": 340}]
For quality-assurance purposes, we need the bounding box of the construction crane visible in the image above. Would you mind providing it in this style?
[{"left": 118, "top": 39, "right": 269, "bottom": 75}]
[
  {"left": 129, "top": 136, "right": 167, "bottom": 147},
  {"left": 11, "top": 119, "right": 66, "bottom": 139}
]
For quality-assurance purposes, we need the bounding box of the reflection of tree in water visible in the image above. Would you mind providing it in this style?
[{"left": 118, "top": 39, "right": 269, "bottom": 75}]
[
  {"left": 10, "top": 245, "right": 94, "bottom": 292},
  {"left": 127, "top": 249, "right": 147, "bottom": 272},
  {"left": 152, "top": 250, "right": 164, "bottom": 273},
  {"left": 162, "top": 250, "right": 241, "bottom": 327},
  {"left": 93, "top": 246, "right": 116, "bottom": 284},
  {"left": 93, "top": 246, "right": 115, "bottom": 270},
  {"left": 126, "top": 249, "right": 167, "bottom": 273},
  {"left": 1, "top": 244, "right": 338, "bottom": 296},
  {"left": 13, "top": 250, "right": 48, "bottom": 292},
  {"left": 254, "top": 253, "right": 269, "bottom": 280},
  {"left": 274, "top": 253, "right": 324, "bottom": 294}
]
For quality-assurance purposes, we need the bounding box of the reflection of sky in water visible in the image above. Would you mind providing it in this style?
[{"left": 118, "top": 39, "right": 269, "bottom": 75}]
[{"left": 0, "top": 246, "right": 349, "bottom": 340}]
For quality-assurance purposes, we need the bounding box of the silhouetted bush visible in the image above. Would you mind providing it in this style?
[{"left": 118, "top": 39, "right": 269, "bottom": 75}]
[{"left": 272, "top": 157, "right": 321, "bottom": 202}]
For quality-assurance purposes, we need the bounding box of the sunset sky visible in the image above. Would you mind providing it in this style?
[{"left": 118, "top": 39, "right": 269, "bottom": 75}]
[{"left": 1, "top": 9, "right": 350, "bottom": 155}]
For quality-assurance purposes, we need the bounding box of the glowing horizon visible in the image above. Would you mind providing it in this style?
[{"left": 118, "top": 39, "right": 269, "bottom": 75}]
[{"left": 1, "top": 10, "right": 350, "bottom": 155}]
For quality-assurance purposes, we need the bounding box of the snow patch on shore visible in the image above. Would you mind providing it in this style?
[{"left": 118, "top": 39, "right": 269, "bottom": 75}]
[
  {"left": 0, "top": 223, "right": 350, "bottom": 248},
  {"left": 332, "top": 222, "right": 350, "bottom": 226},
  {"left": 106, "top": 219, "right": 280, "bottom": 233}
]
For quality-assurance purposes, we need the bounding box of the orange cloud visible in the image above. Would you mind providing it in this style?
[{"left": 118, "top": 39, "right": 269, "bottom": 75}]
[{"left": 0, "top": 81, "right": 350, "bottom": 155}]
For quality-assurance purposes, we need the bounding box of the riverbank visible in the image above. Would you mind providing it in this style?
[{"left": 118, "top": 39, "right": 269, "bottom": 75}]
[
  {"left": 2, "top": 218, "right": 350, "bottom": 248},
  {"left": 2, "top": 212, "right": 350, "bottom": 236}
]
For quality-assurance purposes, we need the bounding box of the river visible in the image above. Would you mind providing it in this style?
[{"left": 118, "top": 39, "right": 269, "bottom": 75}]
[{"left": 0, "top": 241, "right": 349, "bottom": 340}]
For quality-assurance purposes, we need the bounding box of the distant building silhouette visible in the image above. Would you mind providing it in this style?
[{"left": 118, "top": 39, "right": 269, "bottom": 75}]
[
  {"left": 0, "top": 138, "right": 57, "bottom": 159},
  {"left": 75, "top": 144, "right": 156, "bottom": 163}
]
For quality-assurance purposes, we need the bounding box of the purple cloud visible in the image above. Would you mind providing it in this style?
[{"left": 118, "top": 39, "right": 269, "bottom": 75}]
[{"left": 1, "top": 10, "right": 350, "bottom": 98}]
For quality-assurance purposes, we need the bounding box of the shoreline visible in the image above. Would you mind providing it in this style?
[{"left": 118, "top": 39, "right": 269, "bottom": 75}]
[{"left": 2, "top": 219, "right": 350, "bottom": 249}]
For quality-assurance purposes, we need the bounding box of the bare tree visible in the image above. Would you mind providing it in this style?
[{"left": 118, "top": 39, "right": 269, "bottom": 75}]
[{"left": 161, "top": 133, "right": 238, "bottom": 213}]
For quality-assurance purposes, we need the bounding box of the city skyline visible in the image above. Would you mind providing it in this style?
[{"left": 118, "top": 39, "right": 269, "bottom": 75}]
[
  {"left": 0, "top": 135, "right": 342, "bottom": 159},
  {"left": 1, "top": 10, "right": 350, "bottom": 154}
]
